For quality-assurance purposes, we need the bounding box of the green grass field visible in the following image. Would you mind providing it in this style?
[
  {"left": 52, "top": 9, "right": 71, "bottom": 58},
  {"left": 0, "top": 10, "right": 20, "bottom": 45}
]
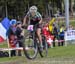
[
  {"left": 0, "top": 45, "right": 75, "bottom": 64},
  {"left": 0, "top": 20, "right": 75, "bottom": 64}
]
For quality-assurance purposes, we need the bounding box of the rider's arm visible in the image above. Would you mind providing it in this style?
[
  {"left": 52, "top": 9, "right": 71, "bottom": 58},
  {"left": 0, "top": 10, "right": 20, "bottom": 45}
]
[
  {"left": 23, "top": 12, "right": 29, "bottom": 26},
  {"left": 23, "top": 16, "right": 27, "bottom": 26}
]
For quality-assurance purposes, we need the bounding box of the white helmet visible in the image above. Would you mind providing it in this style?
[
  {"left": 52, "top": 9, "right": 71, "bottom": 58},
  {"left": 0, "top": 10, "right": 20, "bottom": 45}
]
[{"left": 29, "top": 6, "right": 37, "bottom": 13}]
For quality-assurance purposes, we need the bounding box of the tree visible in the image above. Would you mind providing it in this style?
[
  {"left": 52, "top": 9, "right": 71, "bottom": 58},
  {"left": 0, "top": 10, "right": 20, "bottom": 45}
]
[
  {"left": 69, "top": 0, "right": 74, "bottom": 16},
  {"left": 0, "top": 0, "right": 74, "bottom": 19}
]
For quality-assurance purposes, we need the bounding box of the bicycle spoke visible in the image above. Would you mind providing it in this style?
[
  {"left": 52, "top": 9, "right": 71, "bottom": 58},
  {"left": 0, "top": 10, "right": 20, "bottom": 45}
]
[{"left": 23, "top": 30, "right": 38, "bottom": 59}]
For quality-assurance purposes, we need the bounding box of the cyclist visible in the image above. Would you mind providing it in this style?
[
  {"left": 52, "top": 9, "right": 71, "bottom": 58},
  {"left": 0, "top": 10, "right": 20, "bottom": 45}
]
[{"left": 23, "top": 6, "right": 43, "bottom": 49}]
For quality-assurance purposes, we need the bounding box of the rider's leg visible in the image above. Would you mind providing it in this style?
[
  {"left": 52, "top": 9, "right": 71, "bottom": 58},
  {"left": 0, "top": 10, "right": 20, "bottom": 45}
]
[{"left": 36, "top": 28, "right": 43, "bottom": 47}]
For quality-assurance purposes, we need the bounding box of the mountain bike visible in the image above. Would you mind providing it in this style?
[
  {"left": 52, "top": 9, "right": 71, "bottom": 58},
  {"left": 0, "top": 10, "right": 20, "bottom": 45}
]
[{"left": 22, "top": 24, "right": 48, "bottom": 59}]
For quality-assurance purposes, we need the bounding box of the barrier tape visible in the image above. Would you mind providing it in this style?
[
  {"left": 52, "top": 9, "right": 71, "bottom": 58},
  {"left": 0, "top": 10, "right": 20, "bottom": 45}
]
[
  {"left": 55, "top": 40, "right": 64, "bottom": 42},
  {"left": 0, "top": 46, "right": 33, "bottom": 51},
  {"left": 0, "top": 47, "right": 23, "bottom": 51}
]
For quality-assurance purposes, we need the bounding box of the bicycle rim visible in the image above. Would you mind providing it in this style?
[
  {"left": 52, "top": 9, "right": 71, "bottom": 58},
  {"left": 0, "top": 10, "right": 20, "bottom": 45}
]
[
  {"left": 39, "top": 36, "right": 48, "bottom": 57},
  {"left": 23, "top": 30, "right": 38, "bottom": 59}
]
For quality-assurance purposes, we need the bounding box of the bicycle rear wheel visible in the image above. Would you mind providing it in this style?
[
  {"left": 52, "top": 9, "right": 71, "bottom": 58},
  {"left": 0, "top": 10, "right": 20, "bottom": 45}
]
[
  {"left": 38, "top": 35, "right": 48, "bottom": 57},
  {"left": 23, "top": 30, "right": 38, "bottom": 59}
]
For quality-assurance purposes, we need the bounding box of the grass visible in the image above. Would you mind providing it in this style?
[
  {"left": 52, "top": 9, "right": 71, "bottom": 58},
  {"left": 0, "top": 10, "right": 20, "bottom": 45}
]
[
  {"left": 0, "top": 42, "right": 8, "bottom": 48},
  {"left": 0, "top": 57, "right": 19, "bottom": 62},
  {"left": 0, "top": 44, "right": 75, "bottom": 64},
  {"left": 48, "top": 45, "right": 75, "bottom": 58}
]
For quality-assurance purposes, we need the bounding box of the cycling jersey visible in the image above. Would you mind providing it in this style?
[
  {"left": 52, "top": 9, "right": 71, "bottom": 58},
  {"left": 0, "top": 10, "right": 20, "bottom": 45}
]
[{"left": 26, "top": 12, "right": 42, "bottom": 25}]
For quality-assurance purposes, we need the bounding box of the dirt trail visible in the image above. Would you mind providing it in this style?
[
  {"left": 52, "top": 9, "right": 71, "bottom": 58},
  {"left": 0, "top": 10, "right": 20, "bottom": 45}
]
[{"left": 0, "top": 57, "right": 75, "bottom": 64}]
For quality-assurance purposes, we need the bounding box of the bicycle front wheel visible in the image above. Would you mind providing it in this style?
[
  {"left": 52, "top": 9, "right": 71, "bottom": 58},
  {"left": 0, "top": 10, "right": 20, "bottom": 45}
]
[{"left": 23, "top": 30, "right": 38, "bottom": 59}]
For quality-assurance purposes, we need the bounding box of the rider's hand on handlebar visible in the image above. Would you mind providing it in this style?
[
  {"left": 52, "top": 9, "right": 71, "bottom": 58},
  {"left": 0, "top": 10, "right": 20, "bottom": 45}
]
[{"left": 22, "top": 25, "right": 27, "bottom": 29}]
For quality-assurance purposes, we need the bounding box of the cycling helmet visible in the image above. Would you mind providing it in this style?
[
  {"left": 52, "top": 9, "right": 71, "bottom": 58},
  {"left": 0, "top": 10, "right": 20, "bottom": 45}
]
[
  {"left": 29, "top": 6, "right": 37, "bottom": 13},
  {"left": 10, "top": 19, "right": 16, "bottom": 25}
]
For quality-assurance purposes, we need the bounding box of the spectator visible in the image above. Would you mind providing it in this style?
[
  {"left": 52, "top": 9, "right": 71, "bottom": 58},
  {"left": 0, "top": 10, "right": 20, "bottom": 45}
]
[
  {"left": 52, "top": 24, "right": 58, "bottom": 47},
  {"left": 16, "top": 21, "right": 24, "bottom": 56},
  {"left": 58, "top": 25, "right": 65, "bottom": 46},
  {"left": 7, "top": 19, "right": 17, "bottom": 56}
]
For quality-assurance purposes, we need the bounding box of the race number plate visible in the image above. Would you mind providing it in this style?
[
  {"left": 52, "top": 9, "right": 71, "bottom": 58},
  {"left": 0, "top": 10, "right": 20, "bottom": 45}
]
[{"left": 27, "top": 25, "right": 34, "bottom": 31}]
